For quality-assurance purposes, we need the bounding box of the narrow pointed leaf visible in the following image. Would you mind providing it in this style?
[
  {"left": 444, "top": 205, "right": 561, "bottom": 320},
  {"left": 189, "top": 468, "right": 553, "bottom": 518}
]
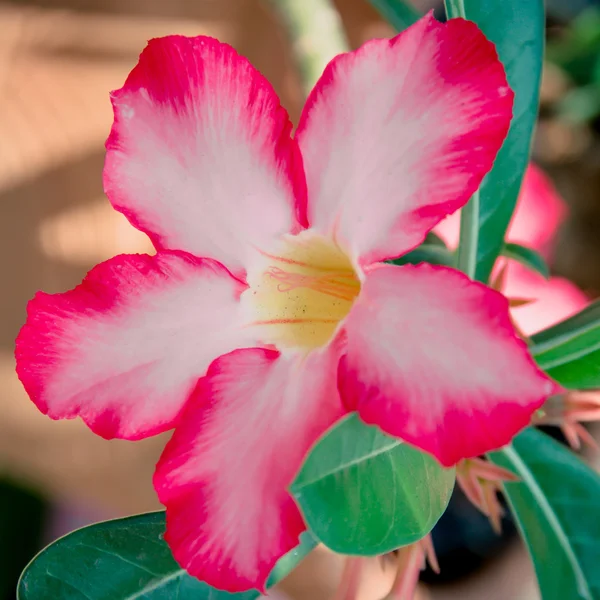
[
  {"left": 502, "top": 242, "right": 550, "bottom": 279},
  {"left": 366, "top": 0, "right": 420, "bottom": 31},
  {"left": 533, "top": 300, "right": 600, "bottom": 345},
  {"left": 530, "top": 299, "right": 600, "bottom": 389},
  {"left": 292, "top": 415, "right": 455, "bottom": 555},
  {"left": 422, "top": 231, "right": 448, "bottom": 247},
  {"left": 489, "top": 428, "right": 600, "bottom": 600},
  {"left": 445, "top": 0, "right": 545, "bottom": 282},
  {"left": 389, "top": 244, "right": 455, "bottom": 268},
  {"left": 17, "top": 512, "right": 315, "bottom": 599},
  {"left": 389, "top": 233, "right": 454, "bottom": 267}
]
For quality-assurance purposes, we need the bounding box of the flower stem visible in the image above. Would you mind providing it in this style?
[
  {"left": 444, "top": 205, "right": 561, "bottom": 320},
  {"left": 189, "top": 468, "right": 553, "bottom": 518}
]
[
  {"left": 444, "top": 0, "right": 479, "bottom": 278},
  {"left": 265, "top": 0, "right": 349, "bottom": 95},
  {"left": 444, "top": 0, "right": 467, "bottom": 18},
  {"left": 456, "top": 192, "right": 480, "bottom": 278}
]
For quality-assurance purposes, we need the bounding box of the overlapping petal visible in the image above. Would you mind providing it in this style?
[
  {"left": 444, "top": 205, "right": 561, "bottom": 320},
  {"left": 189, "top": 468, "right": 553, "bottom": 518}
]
[
  {"left": 505, "top": 262, "right": 587, "bottom": 336},
  {"left": 154, "top": 346, "right": 344, "bottom": 592},
  {"left": 435, "top": 163, "right": 567, "bottom": 255},
  {"left": 296, "top": 12, "right": 513, "bottom": 266},
  {"left": 338, "top": 264, "right": 557, "bottom": 466},
  {"left": 15, "top": 252, "right": 254, "bottom": 440},
  {"left": 436, "top": 163, "right": 589, "bottom": 335},
  {"left": 504, "top": 164, "right": 566, "bottom": 256},
  {"left": 105, "top": 35, "right": 306, "bottom": 275}
]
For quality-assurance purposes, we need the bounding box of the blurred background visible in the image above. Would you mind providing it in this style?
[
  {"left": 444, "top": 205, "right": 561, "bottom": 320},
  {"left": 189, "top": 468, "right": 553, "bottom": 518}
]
[{"left": 1, "top": 0, "right": 600, "bottom": 598}]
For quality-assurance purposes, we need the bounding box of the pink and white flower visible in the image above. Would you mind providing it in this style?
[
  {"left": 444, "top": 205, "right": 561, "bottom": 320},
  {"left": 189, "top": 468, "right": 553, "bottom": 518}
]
[{"left": 15, "top": 13, "right": 557, "bottom": 593}]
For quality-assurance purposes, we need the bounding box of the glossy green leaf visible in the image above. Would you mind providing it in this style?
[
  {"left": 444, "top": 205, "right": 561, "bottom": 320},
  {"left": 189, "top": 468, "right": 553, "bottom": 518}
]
[
  {"left": 530, "top": 299, "right": 600, "bottom": 389},
  {"left": 366, "top": 0, "right": 420, "bottom": 31},
  {"left": 292, "top": 415, "right": 455, "bottom": 555},
  {"left": 18, "top": 511, "right": 315, "bottom": 600},
  {"left": 445, "top": 0, "right": 545, "bottom": 282},
  {"left": 489, "top": 428, "right": 600, "bottom": 600},
  {"left": 501, "top": 242, "right": 550, "bottom": 279}
]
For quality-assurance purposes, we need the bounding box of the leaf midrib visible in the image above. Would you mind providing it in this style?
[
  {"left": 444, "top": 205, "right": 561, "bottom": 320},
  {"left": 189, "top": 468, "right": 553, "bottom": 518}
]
[
  {"left": 126, "top": 569, "right": 187, "bottom": 600},
  {"left": 534, "top": 337, "right": 600, "bottom": 371},
  {"left": 532, "top": 320, "right": 600, "bottom": 355},
  {"left": 500, "top": 446, "right": 593, "bottom": 600},
  {"left": 292, "top": 439, "right": 401, "bottom": 490}
]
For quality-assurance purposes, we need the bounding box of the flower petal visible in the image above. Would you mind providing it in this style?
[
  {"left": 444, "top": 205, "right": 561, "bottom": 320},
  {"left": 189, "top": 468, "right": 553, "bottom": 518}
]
[
  {"left": 296, "top": 12, "right": 513, "bottom": 266},
  {"left": 435, "top": 164, "right": 567, "bottom": 255},
  {"left": 15, "top": 252, "right": 253, "bottom": 440},
  {"left": 105, "top": 36, "right": 306, "bottom": 275},
  {"left": 338, "top": 264, "right": 556, "bottom": 466},
  {"left": 154, "top": 346, "right": 344, "bottom": 593},
  {"left": 507, "top": 164, "right": 566, "bottom": 256},
  {"left": 504, "top": 262, "right": 588, "bottom": 336}
]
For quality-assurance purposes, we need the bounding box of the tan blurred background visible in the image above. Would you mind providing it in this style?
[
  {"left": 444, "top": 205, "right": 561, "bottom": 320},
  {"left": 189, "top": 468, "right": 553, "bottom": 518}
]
[
  {"left": 0, "top": 0, "right": 403, "bottom": 523},
  {"left": 1, "top": 0, "right": 600, "bottom": 598}
]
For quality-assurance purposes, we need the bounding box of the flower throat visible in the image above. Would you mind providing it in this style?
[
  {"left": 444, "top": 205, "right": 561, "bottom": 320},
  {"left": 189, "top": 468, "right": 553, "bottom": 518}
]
[{"left": 243, "top": 231, "right": 361, "bottom": 350}]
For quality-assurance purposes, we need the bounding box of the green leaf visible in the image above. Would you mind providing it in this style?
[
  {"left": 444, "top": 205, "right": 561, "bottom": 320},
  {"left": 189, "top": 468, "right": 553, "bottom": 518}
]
[
  {"left": 366, "top": 0, "right": 420, "bottom": 31},
  {"left": 489, "top": 428, "right": 600, "bottom": 600},
  {"left": 292, "top": 415, "right": 455, "bottom": 555},
  {"left": 422, "top": 231, "right": 448, "bottom": 247},
  {"left": 530, "top": 300, "right": 600, "bottom": 389},
  {"left": 501, "top": 242, "right": 550, "bottom": 279},
  {"left": 18, "top": 511, "right": 315, "bottom": 600},
  {"left": 388, "top": 233, "right": 455, "bottom": 267},
  {"left": 389, "top": 244, "right": 455, "bottom": 268},
  {"left": 445, "top": 0, "right": 545, "bottom": 282}
]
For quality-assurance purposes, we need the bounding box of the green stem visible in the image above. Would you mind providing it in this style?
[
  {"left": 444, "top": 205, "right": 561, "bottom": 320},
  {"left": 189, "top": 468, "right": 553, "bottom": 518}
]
[
  {"left": 444, "top": 0, "right": 467, "bottom": 18},
  {"left": 444, "top": 0, "right": 479, "bottom": 277},
  {"left": 265, "top": 0, "right": 349, "bottom": 95},
  {"left": 456, "top": 192, "right": 480, "bottom": 278}
]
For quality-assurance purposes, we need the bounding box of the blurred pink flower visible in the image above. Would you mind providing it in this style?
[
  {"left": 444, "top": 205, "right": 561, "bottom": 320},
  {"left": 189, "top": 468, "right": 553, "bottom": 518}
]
[{"left": 436, "top": 164, "right": 588, "bottom": 335}]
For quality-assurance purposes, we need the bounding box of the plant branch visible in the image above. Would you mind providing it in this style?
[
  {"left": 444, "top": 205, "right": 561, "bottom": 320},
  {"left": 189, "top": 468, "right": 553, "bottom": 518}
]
[
  {"left": 265, "top": 0, "right": 349, "bottom": 95},
  {"left": 444, "top": 0, "right": 480, "bottom": 278}
]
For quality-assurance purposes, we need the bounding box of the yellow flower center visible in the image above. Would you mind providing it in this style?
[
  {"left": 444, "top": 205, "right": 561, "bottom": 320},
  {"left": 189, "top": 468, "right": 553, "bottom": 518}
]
[{"left": 244, "top": 231, "right": 361, "bottom": 351}]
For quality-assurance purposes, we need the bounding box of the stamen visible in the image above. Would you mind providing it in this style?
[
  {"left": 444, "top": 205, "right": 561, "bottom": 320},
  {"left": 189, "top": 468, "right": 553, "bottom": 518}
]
[
  {"left": 267, "top": 266, "right": 359, "bottom": 301},
  {"left": 246, "top": 232, "right": 361, "bottom": 350}
]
